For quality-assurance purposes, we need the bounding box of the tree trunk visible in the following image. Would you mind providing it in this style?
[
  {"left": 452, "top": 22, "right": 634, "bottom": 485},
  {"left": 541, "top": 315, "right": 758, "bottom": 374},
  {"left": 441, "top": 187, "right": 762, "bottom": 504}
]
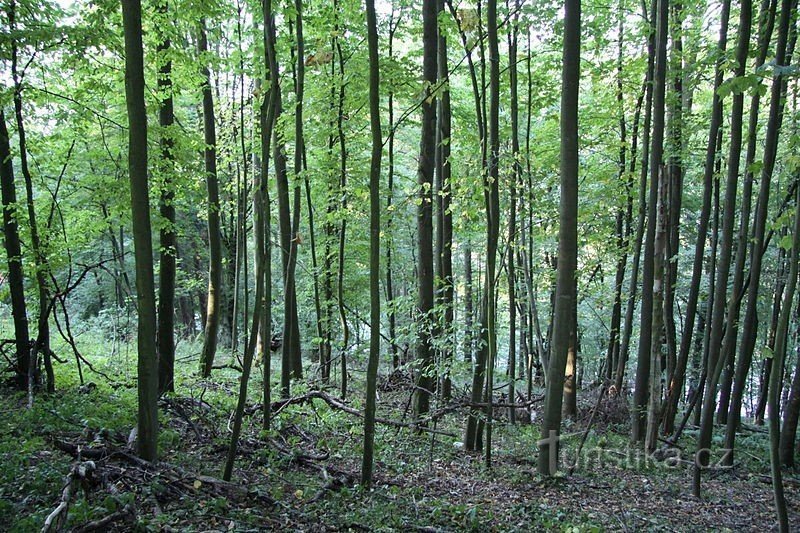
[
  {"left": 10, "top": 23, "right": 48, "bottom": 393},
  {"left": 694, "top": 0, "right": 751, "bottom": 495},
  {"left": 361, "top": 0, "right": 381, "bottom": 486},
  {"left": 156, "top": 1, "right": 176, "bottom": 395},
  {"left": 482, "top": 0, "right": 502, "bottom": 468},
  {"left": 413, "top": 0, "right": 437, "bottom": 419},
  {"left": 632, "top": 0, "right": 667, "bottom": 444},
  {"left": 0, "top": 108, "right": 30, "bottom": 392},
  {"left": 724, "top": 0, "right": 780, "bottom": 451},
  {"left": 663, "top": 0, "right": 730, "bottom": 435},
  {"left": 768, "top": 181, "right": 798, "bottom": 533},
  {"left": 538, "top": 0, "right": 580, "bottom": 476},
  {"left": 199, "top": 19, "right": 223, "bottom": 378},
  {"left": 122, "top": 0, "right": 159, "bottom": 461},
  {"left": 437, "top": 0, "right": 454, "bottom": 403}
]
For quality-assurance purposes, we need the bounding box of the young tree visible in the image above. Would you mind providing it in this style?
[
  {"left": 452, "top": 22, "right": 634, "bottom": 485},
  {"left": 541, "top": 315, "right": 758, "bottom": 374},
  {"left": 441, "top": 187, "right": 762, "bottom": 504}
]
[
  {"left": 156, "top": 0, "right": 176, "bottom": 395},
  {"left": 362, "top": 0, "right": 381, "bottom": 486},
  {"left": 121, "top": 0, "right": 158, "bottom": 461},
  {"left": 199, "top": 19, "right": 223, "bottom": 378}
]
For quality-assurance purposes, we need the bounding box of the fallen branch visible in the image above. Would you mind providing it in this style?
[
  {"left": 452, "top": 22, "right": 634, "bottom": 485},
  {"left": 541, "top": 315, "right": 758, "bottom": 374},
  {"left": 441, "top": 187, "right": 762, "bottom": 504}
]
[
  {"left": 250, "top": 390, "right": 460, "bottom": 438},
  {"left": 41, "top": 460, "right": 97, "bottom": 532},
  {"left": 72, "top": 504, "right": 133, "bottom": 533}
]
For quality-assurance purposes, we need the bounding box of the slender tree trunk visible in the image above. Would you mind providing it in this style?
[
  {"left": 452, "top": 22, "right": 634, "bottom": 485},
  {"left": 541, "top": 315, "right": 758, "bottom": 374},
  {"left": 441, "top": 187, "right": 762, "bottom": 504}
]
[
  {"left": 539, "top": 0, "right": 580, "bottom": 476},
  {"left": 632, "top": 0, "right": 666, "bottom": 444},
  {"left": 662, "top": 0, "right": 683, "bottom": 404},
  {"left": 199, "top": 20, "right": 223, "bottom": 378},
  {"left": 755, "top": 246, "right": 786, "bottom": 425},
  {"left": 606, "top": 0, "right": 628, "bottom": 385},
  {"left": 483, "top": 0, "right": 502, "bottom": 468},
  {"left": 616, "top": 72, "right": 654, "bottom": 394},
  {"left": 10, "top": 29, "right": 47, "bottom": 393},
  {"left": 724, "top": 0, "right": 780, "bottom": 450},
  {"left": 262, "top": 3, "right": 280, "bottom": 429},
  {"left": 413, "top": 0, "right": 438, "bottom": 419},
  {"left": 768, "top": 186, "right": 799, "bottom": 533},
  {"left": 122, "top": 0, "right": 158, "bottom": 461},
  {"left": 662, "top": 0, "right": 731, "bottom": 435},
  {"left": 437, "top": 0, "right": 454, "bottom": 402},
  {"left": 507, "top": 3, "right": 519, "bottom": 422},
  {"left": 361, "top": 0, "right": 381, "bottom": 485},
  {"left": 694, "top": 0, "right": 751, "bottom": 494},
  {"left": 780, "top": 288, "right": 800, "bottom": 466},
  {"left": 0, "top": 108, "right": 30, "bottom": 392},
  {"left": 156, "top": 1, "right": 176, "bottom": 395},
  {"left": 736, "top": 0, "right": 796, "bottom": 445},
  {"left": 334, "top": 15, "right": 349, "bottom": 398},
  {"left": 386, "top": 12, "right": 399, "bottom": 371}
]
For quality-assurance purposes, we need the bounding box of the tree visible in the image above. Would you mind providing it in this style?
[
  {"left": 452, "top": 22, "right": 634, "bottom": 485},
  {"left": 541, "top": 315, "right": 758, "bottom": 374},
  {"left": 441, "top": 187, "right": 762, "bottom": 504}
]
[
  {"left": 121, "top": 0, "right": 158, "bottom": 462},
  {"left": 362, "top": 0, "right": 381, "bottom": 486},
  {"left": 0, "top": 108, "right": 30, "bottom": 392},
  {"left": 538, "top": 0, "right": 580, "bottom": 476},
  {"left": 199, "top": 18, "right": 223, "bottom": 379},
  {"left": 413, "top": 0, "right": 437, "bottom": 419},
  {"left": 156, "top": 0, "right": 176, "bottom": 395}
]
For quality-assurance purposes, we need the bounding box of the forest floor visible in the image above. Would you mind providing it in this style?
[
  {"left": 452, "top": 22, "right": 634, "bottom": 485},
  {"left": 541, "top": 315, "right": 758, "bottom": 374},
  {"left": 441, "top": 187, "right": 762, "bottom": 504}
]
[{"left": 1, "top": 346, "right": 798, "bottom": 532}]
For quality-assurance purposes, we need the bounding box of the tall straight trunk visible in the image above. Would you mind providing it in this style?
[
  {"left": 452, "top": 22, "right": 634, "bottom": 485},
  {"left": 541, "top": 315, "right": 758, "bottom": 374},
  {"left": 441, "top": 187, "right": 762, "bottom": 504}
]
[
  {"left": 662, "top": 0, "right": 683, "bottom": 400},
  {"left": 768, "top": 186, "right": 799, "bottom": 533},
  {"left": 755, "top": 245, "right": 786, "bottom": 425},
  {"left": 694, "top": 0, "right": 752, "bottom": 494},
  {"left": 632, "top": 0, "right": 667, "bottom": 444},
  {"left": 223, "top": 160, "right": 268, "bottom": 480},
  {"left": 156, "top": 1, "right": 176, "bottom": 395},
  {"left": 413, "top": 0, "right": 438, "bottom": 419},
  {"left": 725, "top": 0, "right": 780, "bottom": 450},
  {"left": 262, "top": 4, "right": 280, "bottom": 430},
  {"left": 436, "top": 0, "right": 454, "bottom": 402},
  {"left": 663, "top": 0, "right": 731, "bottom": 435},
  {"left": 334, "top": 13, "right": 349, "bottom": 398},
  {"left": 736, "top": 0, "right": 796, "bottom": 442},
  {"left": 386, "top": 12, "right": 399, "bottom": 370},
  {"left": 463, "top": 240, "right": 474, "bottom": 363},
  {"left": 483, "top": 0, "right": 502, "bottom": 468},
  {"left": 199, "top": 20, "right": 223, "bottom": 378},
  {"left": 713, "top": 0, "right": 756, "bottom": 430},
  {"left": 606, "top": 3, "right": 627, "bottom": 383},
  {"left": 780, "top": 286, "right": 800, "bottom": 466},
  {"left": 290, "top": 0, "right": 305, "bottom": 382},
  {"left": 361, "top": 0, "right": 381, "bottom": 485},
  {"left": 122, "top": 0, "right": 158, "bottom": 461},
  {"left": 507, "top": 3, "right": 519, "bottom": 421},
  {"left": 538, "top": 0, "right": 580, "bottom": 476},
  {"left": 616, "top": 57, "right": 655, "bottom": 395},
  {"left": 0, "top": 108, "right": 30, "bottom": 391},
  {"left": 643, "top": 0, "right": 670, "bottom": 451},
  {"left": 9, "top": 21, "right": 48, "bottom": 393}
]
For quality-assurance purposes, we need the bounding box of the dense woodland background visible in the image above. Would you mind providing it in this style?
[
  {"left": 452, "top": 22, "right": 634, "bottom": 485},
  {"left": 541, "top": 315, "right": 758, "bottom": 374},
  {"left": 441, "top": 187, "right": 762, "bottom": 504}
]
[{"left": 2, "top": 0, "right": 800, "bottom": 529}]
